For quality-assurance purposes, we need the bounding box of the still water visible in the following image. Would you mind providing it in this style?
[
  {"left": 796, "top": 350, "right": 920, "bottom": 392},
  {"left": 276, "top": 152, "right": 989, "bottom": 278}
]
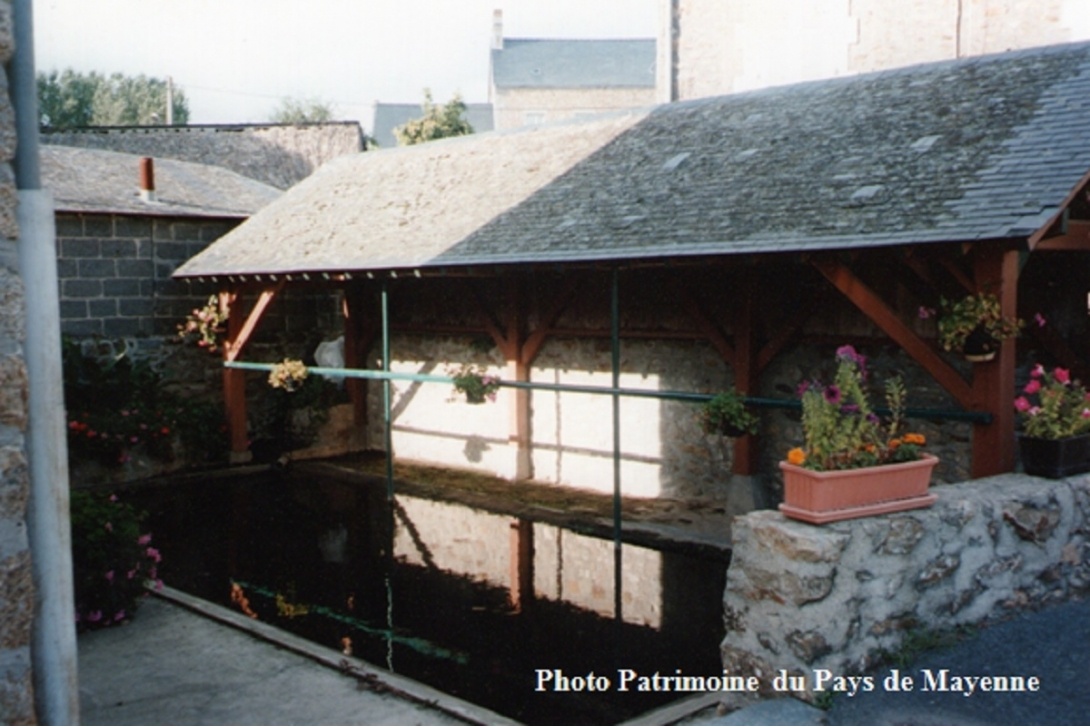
[{"left": 129, "top": 466, "right": 728, "bottom": 725}]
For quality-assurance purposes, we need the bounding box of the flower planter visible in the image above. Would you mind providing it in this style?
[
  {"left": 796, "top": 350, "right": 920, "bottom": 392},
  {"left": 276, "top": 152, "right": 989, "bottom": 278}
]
[
  {"left": 778, "top": 454, "right": 939, "bottom": 524},
  {"left": 1019, "top": 434, "right": 1090, "bottom": 479}
]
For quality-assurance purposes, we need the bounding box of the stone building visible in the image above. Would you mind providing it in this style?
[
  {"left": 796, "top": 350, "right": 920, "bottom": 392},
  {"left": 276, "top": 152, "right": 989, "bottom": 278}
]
[
  {"left": 42, "top": 121, "right": 366, "bottom": 190},
  {"left": 174, "top": 42, "right": 1090, "bottom": 512},
  {"left": 0, "top": 1, "right": 33, "bottom": 721},
  {"left": 488, "top": 9, "right": 657, "bottom": 131},
  {"left": 659, "top": 0, "right": 1090, "bottom": 101}
]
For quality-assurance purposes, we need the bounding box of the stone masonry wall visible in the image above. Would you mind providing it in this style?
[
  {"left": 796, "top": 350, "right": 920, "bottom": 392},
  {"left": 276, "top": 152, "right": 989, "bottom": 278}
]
[
  {"left": 670, "top": 0, "right": 1090, "bottom": 100},
  {"left": 720, "top": 473, "right": 1090, "bottom": 701},
  {"left": 0, "top": 0, "right": 35, "bottom": 722}
]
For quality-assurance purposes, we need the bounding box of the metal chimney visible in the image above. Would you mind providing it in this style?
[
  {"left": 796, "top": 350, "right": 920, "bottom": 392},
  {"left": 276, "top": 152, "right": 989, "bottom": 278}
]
[{"left": 139, "top": 157, "right": 156, "bottom": 202}]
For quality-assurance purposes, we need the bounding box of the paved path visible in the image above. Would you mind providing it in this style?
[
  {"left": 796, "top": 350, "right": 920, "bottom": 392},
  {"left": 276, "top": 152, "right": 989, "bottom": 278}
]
[{"left": 78, "top": 592, "right": 490, "bottom": 726}]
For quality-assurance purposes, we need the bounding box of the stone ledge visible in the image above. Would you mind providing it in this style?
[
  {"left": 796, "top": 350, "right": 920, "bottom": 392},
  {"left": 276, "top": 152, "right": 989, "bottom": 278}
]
[{"left": 721, "top": 473, "right": 1090, "bottom": 699}]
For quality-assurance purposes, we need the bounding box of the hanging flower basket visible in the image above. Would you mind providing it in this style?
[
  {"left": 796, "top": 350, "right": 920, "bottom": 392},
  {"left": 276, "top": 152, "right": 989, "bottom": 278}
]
[{"left": 779, "top": 454, "right": 939, "bottom": 524}]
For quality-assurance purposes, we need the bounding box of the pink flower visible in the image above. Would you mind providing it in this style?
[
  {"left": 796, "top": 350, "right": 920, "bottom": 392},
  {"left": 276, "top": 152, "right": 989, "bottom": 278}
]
[
  {"left": 1014, "top": 396, "right": 1032, "bottom": 412},
  {"left": 1031, "top": 364, "right": 1045, "bottom": 378},
  {"left": 127, "top": 569, "right": 137, "bottom": 580},
  {"left": 154, "top": 579, "right": 164, "bottom": 591},
  {"left": 104, "top": 570, "right": 114, "bottom": 582},
  {"left": 146, "top": 547, "right": 161, "bottom": 563},
  {"left": 1055, "top": 367, "right": 1071, "bottom": 385},
  {"left": 114, "top": 610, "right": 126, "bottom": 622},
  {"left": 1034, "top": 313, "right": 1047, "bottom": 327},
  {"left": 918, "top": 306, "right": 936, "bottom": 319},
  {"left": 137, "top": 533, "right": 152, "bottom": 546},
  {"left": 1083, "top": 409, "right": 1090, "bottom": 419},
  {"left": 87, "top": 611, "right": 102, "bottom": 623},
  {"left": 1024, "top": 379, "right": 1041, "bottom": 395}
]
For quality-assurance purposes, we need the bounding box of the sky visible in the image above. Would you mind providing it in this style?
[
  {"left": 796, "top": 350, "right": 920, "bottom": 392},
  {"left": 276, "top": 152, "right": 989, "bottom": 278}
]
[{"left": 34, "top": 0, "right": 659, "bottom": 131}]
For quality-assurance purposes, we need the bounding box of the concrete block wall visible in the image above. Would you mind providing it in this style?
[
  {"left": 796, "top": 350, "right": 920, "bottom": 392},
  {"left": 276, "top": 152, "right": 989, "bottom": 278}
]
[{"left": 0, "top": 0, "right": 35, "bottom": 721}]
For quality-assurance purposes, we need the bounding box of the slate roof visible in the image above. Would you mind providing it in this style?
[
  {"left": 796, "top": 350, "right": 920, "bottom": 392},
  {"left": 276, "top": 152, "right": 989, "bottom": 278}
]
[
  {"left": 491, "top": 39, "right": 656, "bottom": 89},
  {"left": 42, "top": 122, "right": 365, "bottom": 189},
  {"left": 371, "top": 102, "right": 494, "bottom": 148},
  {"left": 43, "top": 146, "right": 281, "bottom": 218},
  {"left": 174, "top": 41, "right": 1090, "bottom": 280}
]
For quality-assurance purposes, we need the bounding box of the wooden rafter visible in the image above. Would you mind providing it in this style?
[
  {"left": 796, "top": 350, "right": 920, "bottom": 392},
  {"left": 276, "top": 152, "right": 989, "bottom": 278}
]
[
  {"left": 1032, "top": 220, "right": 1090, "bottom": 251},
  {"left": 223, "top": 281, "right": 285, "bottom": 362},
  {"left": 673, "top": 279, "right": 735, "bottom": 367},
  {"left": 520, "top": 277, "right": 579, "bottom": 365},
  {"left": 811, "top": 257, "right": 974, "bottom": 408}
]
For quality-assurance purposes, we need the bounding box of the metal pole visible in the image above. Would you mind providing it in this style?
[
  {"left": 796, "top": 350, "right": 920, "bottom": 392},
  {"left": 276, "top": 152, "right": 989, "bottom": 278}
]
[
  {"left": 611, "top": 268, "right": 622, "bottom": 622},
  {"left": 382, "top": 282, "right": 393, "bottom": 500},
  {"left": 11, "top": 0, "right": 80, "bottom": 721}
]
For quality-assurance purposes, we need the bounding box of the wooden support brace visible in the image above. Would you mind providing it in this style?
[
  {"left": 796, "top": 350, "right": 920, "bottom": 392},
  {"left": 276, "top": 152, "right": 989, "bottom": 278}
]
[
  {"left": 732, "top": 277, "right": 759, "bottom": 475},
  {"left": 812, "top": 257, "right": 974, "bottom": 409},
  {"left": 970, "top": 248, "right": 1020, "bottom": 478}
]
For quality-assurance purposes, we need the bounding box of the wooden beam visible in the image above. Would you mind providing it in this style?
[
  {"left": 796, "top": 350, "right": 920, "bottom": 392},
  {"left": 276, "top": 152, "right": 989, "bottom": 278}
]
[
  {"left": 756, "top": 294, "right": 818, "bottom": 373},
  {"left": 970, "top": 248, "right": 1020, "bottom": 477},
  {"left": 812, "top": 257, "right": 974, "bottom": 408},
  {"left": 520, "top": 277, "right": 578, "bottom": 366},
  {"left": 674, "top": 280, "right": 735, "bottom": 367},
  {"left": 220, "top": 289, "right": 250, "bottom": 462},
  {"left": 1032, "top": 220, "right": 1090, "bottom": 250},
  {"left": 223, "top": 281, "right": 285, "bottom": 362},
  {"left": 732, "top": 276, "right": 759, "bottom": 476},
  {"left": 464, "top": 280, "right": 509, "bottom": 353}
]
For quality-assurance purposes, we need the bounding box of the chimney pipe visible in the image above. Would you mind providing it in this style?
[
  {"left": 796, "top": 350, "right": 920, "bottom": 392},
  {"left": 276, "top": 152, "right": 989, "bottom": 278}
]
[
  {"left": 492, "top": 9, "right": 503, "bottom": 50},
  {"left": 139, "top": 157, "right": 156, "bottom": 202}
]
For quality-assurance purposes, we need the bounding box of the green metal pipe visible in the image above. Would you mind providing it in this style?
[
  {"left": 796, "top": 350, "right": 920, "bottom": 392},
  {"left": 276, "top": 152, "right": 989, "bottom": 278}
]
[{"left": 226, "top": 360, "right": 992, "bottom": 424}]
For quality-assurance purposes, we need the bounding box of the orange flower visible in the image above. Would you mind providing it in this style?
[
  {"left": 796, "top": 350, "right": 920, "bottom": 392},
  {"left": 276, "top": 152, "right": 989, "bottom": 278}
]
[
  {"left": 787, "top": 448, "right": 807, "bottom": 465},
  {"left": 888, "top": 438, "right": 902, "bottom": 449},
  {"left": 903, "top": 433, "right": 926, "bottom": 446}
]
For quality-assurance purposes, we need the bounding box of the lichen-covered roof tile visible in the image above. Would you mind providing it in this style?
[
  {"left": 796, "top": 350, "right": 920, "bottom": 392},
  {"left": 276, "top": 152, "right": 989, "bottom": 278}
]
[{"left": 176, "top": 41, "right": 1090, "bottom": 279}]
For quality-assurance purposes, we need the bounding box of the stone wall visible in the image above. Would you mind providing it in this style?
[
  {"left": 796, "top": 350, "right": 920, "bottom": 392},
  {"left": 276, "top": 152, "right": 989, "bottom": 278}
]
[
  {"left": 720, "top": 473, "right": 1090, "bottom": 700},
  {"left": 666, "top": 0, "right": 1090, "bottom": 100},
  {"left": 0, "top": 0, "right": 34, "bottom": 721},
  {"left": 491, "top": 87, "right": 656, "bottom": 131}
]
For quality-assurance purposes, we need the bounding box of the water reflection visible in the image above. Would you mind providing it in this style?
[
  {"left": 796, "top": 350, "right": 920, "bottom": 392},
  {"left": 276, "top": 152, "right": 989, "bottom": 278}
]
[{"left": 135, "top": 468, "right": 727, "bottom": 725}]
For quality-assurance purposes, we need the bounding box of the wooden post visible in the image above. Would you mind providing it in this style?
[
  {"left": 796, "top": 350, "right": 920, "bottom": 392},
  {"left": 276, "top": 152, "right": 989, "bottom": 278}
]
[
  {"left": 342, "top": 285, "right": 369, "bottom": 430},
  {"left": 508, "top": 518, "right": 534, "bottom": 611},
  {"left": 505, "top": 278, "right": 532, "bottom": 480},
  {"left": 220, "top": 290, "right": 250, "bottom": 463},
  {"left": 970, "top": 247, "right": 1020, "bottom": 477},
  {"left": 732, "top": 277, "right": 759, "bottom": 475}
]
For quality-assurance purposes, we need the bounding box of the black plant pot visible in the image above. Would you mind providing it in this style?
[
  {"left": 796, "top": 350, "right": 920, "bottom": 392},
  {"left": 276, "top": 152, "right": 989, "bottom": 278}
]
[
  {"left": 962, "top": 325, "right": 999, "bottom": 362},
  {"left": 1019, "top": 433, "right": 1090, "bottom": 479}
]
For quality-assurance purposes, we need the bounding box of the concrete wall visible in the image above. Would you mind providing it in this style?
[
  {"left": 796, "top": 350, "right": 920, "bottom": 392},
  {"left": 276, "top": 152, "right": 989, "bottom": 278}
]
[
  {"left": 720, "top": 473, "right": 1090, "bottom": 700},
  {"left": 666, "top": 0, "right": 1090, "bottom": 100},
  {"left": 0, "top": 0, "right": 34, "bottom": 721}
]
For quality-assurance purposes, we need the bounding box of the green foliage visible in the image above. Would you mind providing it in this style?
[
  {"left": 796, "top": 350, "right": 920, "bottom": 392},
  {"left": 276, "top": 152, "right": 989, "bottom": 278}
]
[
  {"left": 70, "top": 490, "right": 161, "bottom": 629},
  {"left": 936, "top": 292, "right": 1022, "bottom": 355},
  {"left": 253, "top": 374, "right": 340, "bottom": 457},
  {"left": 700, "top": 390, "right": 759, "bottom": 436},
  {"left": 447, "top": 364, "right": 501, "bottom": 404},
  {"left": 38, "top": 69, "right": 189, "bottom": 128},
  {"left": 268, "top": 96, "right": 335, "bottom": 124},
  {"left": 394, "top": 89, "right": 474, "bottom": 146},
  {"left": 792, "top": 345, "right": 926, "bottom": 470},
  {"left": 63, "top": 338, "right": 225, "bottom": 467},
  {"left": 1016, "top": 364, "right": 1090, "bottom": 439}
]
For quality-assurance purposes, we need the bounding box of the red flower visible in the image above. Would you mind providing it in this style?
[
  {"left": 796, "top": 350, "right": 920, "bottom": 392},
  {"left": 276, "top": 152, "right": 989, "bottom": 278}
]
[{"left": 1055, "top": 367, "right": 1071, "bottom": 385}]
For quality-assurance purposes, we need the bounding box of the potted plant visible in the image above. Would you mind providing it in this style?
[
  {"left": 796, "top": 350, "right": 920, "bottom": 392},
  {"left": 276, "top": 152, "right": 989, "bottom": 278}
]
[
  {"left": 780, "top": 345, "right": 938, "bottom": 524},
  {"left": 268, "top": 358, "right": 309, "bottom": 392},
  {"left": 1015, "top": 364, "right": 1090, "bottom": 478},
  {"left": 448, "top": 364, "right": 501, "bottom": 404},
  {"left": 177, "top": 295, "right": 228, "bottom": 353},
  {"left": 936, "top": 292, "right": 1022, "bottom": 362},
  {"left": 700, "top": 389, "right": 759, "bottom": 437}
]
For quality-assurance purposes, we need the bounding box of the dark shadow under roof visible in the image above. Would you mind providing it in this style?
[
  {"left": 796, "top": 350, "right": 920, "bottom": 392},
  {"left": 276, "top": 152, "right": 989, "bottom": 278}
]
[{"left": 175, "top": 41, "right": 1090, "bottom": 280}]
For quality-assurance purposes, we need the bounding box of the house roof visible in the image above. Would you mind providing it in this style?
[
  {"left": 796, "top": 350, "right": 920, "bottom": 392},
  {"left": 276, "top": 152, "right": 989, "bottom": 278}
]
[
  {"left": 174, "top": 41, "right": 1090, "bottom": 280},
  {"left": 371, "top": 102, "right": 494, "bottom": 149},
  {"left": 43, "top": 145, "right": 281, "bottom": 218},
  {"left": 42, "top": 122, "right": 365, "bottom": 189},
  {"left": 491, "top": 38, "right": 656, "bottom": 89}
]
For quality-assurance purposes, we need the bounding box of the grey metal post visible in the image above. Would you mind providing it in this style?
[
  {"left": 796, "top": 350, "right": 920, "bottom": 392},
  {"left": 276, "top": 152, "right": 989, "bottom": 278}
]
[{"left": 11, "top": 0, "right": 80, "bottom": 721}]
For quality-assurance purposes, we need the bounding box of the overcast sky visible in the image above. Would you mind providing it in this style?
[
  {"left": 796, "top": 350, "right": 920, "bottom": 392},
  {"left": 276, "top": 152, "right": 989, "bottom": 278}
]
[{"left": 34, "top": 0, "right": 659, "bottom": 130}]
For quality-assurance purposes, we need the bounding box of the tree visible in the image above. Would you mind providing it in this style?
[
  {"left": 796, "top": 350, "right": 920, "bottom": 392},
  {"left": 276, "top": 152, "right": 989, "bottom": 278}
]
[
  {"left": 394, "top": 90, "right": 474, "bottom": 146},
  {"left": 268, "top": 97, "right": 336, "bottom": 124},
  {"left": 38, "top": 69, "right": 189, "bottom": 128}
]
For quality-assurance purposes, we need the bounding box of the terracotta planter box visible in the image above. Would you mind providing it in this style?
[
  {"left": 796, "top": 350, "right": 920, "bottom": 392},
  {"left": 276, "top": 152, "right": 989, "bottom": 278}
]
[
  {"left": 778, "top": 454, "right": 939, "bottom": 524},
  {"left": 1019, "top": 434, "right": 1090, "bottom": 479}
]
